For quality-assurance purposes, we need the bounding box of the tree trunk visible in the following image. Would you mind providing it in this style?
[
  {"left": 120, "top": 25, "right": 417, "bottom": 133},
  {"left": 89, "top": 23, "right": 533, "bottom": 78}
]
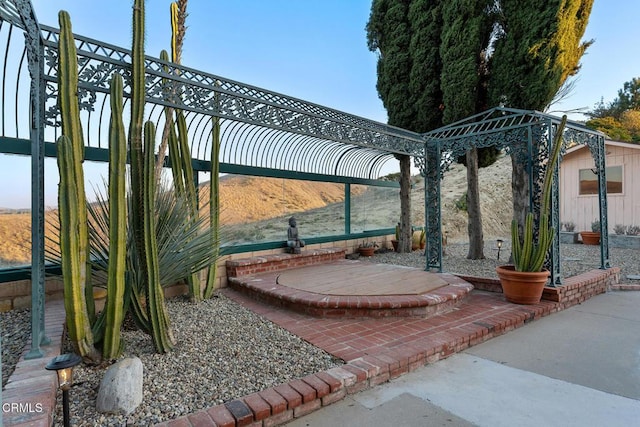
[
  {"left": 466, "top": 148, "right": 485, "bottom": 259},
  {"left": 511, "top": 152, "right": 529, "bottom": 257},
  {"left": 398, "top": 154, "right": 412, "bottom": 253}
]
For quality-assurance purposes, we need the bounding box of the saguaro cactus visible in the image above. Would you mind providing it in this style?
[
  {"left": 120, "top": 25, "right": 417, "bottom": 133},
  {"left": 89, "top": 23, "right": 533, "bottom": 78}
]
[{"left": 102, "top": 73, "right": 128, "bottom": 360}]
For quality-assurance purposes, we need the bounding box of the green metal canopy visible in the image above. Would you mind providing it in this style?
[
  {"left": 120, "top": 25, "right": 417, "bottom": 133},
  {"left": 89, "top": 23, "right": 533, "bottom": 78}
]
[
  {"left": 0, "top": 0, "right": 423, "bottom": 359},
  {"left": 0, "top": 0, "right": 610, "bottom": 361},
  {"left": 417, "top": 107, "right": 609, "bottom": 282}
]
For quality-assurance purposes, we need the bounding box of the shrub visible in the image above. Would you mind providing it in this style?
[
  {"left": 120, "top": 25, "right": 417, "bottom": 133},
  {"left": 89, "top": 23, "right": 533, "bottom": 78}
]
[
  {"left": 591, "top": 219, "right": 601, "bottom": 232},
  {"left": 563, "top": 221, "right": 575, "bottom": 232},
  {"left": 613, "top": 224, "right": 627, "bottom": 235},
  {"left": 626, "top": 225, "right": 640, "bottom": 236},
  {"left": 454, "top": 192, "right": 468, "bottom": 212}
]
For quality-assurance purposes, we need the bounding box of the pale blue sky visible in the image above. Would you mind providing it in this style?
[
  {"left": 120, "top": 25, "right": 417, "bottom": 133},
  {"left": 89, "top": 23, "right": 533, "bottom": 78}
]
[{"left": 1, "top": 0, "right": 638, "bottom": 208}]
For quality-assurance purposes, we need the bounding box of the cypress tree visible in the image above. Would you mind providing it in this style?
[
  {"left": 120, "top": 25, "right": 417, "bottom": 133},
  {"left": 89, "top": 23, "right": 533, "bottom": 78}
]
[
  {"left": 367, "top": 0, "right": 414, "bottom": 253},
  {"left": 439, "top": 0, "right": 495, "bottom": 259},
  {"left": 489, "top": 0, "right": 594, "bottom": 241},
  {"left": 367, "top": 0, "right": 443, "bottom": 253}
]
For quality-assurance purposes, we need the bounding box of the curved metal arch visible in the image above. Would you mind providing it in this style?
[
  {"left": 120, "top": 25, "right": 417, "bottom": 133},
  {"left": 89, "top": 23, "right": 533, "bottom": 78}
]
[
  {"left": 181, "top": 109, "right": 204, "bottom": 155},
  {"left": 356, "top": 149, "right": 390, "bottom": 178},
  {"left": 294, "top": 136, "right": 324, "bottom": 173},
  {"left": 14, "top": 38, "right": 26, "bottom": 137},
  {"left": 304, "top": 137, "right": 342, "bottom": 175},
  {"left": 259, "top": 126, "right": 292, "bottom": 167},
  {"left": 190, "top": 113, "right": 214, "bottom": 160},
  {"left": 335, "top": 147, "right": 384, "bottom": 178},
  {"left": 218, "top": 119, "right": 244, "bottom": 163},
  {"left": 332, "top": 146, "right": 364, "bottom": 176},
  {"left": 230, "top": 123, "right": 255, "bottom": 166},
  {"left": 268, "top": 131, "right": 304, "bottom": 170},
  {"left": 2, "top": 11, "right": 424, "bottom": 181},
  {"left": 148, "top": 102, "right": 165, "bottom": 134},
  {"left": 96, "top": 91, "right": 110, "bottom": 149},
  {"left": 247, "top": 125, "right": 275, "bottom": 168},
  {"left": 369, "top": 153, "right": 395, "bottom": 179}
]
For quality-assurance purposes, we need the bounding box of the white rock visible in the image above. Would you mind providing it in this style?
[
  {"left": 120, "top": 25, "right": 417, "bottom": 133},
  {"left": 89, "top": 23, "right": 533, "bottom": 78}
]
[{"left": 96, "top": 357, "right": 144, "bottom": 415}]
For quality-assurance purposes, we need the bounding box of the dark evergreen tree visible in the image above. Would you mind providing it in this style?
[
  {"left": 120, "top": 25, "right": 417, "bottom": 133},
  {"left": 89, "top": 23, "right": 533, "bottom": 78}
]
[
  {"left": 587, "top": 77, "right": 640, "bottom": 120},
  {"left": 367, "top": 0, "right": 592, "bottom": 259},
  {"left": 440, "top": 0, "right": 494, "bottom": 259},
  {"left": 367, "top": 0, "right": 443, "bottom": 253},
  {"left": 367, "top": 0, "right": 412, "bottom": 253},
  {"left": 489, "top": 0, "right": 593, "bottom": 243}
]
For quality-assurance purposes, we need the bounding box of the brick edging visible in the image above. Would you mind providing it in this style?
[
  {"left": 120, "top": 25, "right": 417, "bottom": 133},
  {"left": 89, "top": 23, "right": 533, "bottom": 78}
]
[
  {"left": 228, "top": 269, "right": 474, "bottom": 318},
  {"left": 457, "top": 267, "right": 620, "bottom": 308},
  {"left": 155, "top": 299, "right": 558, "bottom": 427},
  {"left": 3, "top": 300, "right": 65, "bottom": 427},
  {"left": 226, "top": 248, "right": 346, "bottom": 279}
]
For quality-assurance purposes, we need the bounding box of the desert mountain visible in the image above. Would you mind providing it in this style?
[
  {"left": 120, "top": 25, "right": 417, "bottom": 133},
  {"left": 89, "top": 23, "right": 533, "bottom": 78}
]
[{"left": 0, "top": 154, "right": 513, "bottom": 265}]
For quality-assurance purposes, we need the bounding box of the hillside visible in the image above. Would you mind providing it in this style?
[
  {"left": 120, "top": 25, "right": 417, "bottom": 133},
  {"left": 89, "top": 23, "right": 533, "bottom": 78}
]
[{"left": 0, "top": 155, "right": 513, "bottom": 266}]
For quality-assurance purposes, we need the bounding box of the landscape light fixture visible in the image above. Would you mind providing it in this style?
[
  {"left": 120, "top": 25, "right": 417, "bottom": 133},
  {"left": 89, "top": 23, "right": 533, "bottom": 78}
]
[
  {"left": 496, "top": 239, "right": 503, "bottom": 260},
  {"left": 46, "top": 353, "right": 81, "bottom": 427}
]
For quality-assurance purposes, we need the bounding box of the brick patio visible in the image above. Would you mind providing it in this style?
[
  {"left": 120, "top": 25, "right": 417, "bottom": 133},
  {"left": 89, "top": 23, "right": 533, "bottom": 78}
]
[{"left": 2, "top": 267, "right": 620, "bottom": 426}]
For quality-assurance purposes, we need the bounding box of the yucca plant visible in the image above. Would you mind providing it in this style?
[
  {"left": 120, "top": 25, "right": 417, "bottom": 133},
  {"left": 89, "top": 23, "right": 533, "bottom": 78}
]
[{"left": 511, "top": 115, "right": 567, "bottom": 272}]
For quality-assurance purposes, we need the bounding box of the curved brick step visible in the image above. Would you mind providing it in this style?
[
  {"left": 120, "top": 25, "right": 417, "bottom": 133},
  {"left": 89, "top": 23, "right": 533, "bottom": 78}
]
[{"left": 228, "top": 262, "right": 474, "bottom": 318}]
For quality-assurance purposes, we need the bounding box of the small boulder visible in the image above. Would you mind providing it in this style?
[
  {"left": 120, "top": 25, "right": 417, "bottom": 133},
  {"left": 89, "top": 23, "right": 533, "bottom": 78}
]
[{"left": 96, "top": 357, "right": 143, "bottom": 415}]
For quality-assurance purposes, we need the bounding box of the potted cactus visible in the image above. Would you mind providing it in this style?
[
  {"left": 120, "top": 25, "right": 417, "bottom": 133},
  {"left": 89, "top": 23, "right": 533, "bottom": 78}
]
[
  {"left": 357, "top": 241, "right": 379, "bottom": 257},
  {"left": 391, "top": 223, "right": 400, "bottom": 252},
  {"left": 496, "top": 116, "right": 567, "bottom": 304},
  {"left": 411, "top": 227, "right": 426, "bottom": 250},
  {"left": 580, "top": 219, "right": 601, "bottom": 245}
]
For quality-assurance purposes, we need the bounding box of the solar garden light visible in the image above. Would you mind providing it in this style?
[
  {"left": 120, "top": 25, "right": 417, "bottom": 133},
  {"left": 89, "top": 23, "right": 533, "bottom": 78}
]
[
  {"left": 496, "top": 239, "right": 503, "bottom": 260},
  {"left": 45, "top": 353, "right": 81, "bottom": 427}
]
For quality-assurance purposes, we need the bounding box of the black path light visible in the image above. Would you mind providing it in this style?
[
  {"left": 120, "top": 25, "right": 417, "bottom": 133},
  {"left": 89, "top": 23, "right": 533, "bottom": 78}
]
[
  {"left": 45, "top": 353, "right": 82, "bottom": 427},
  {"left": 496, "top": 239, "right": 504, "bottom": 261}
]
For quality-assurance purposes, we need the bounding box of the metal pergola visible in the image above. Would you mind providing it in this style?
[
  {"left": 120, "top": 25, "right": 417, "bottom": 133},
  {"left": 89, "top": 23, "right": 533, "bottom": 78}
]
[
  {"left": 0, "top": 0, "right": 610, "bottom": 362},
  {"left": 417, "top": 107, "right": 609, "bottom": 281},
  {"left": 0, "top": 0, "right": 424, "bottom": 359}
]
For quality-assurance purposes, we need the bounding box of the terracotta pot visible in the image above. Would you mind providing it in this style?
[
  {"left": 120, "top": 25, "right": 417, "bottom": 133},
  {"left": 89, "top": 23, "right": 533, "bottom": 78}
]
[
  {"left": 358, "top": 247, "right": 376, "bottom": 257},
  {"left": 496, "top": 265, "right": 549, "bottom": 305},
  {"left": 580, "top": 231, "right": 601, "bottom": 245}
]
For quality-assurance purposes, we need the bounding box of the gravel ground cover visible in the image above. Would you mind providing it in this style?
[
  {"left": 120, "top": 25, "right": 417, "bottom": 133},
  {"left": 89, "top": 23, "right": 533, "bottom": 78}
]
[{"left": 1, "top": 242, "right": 638, "bottom": 426}]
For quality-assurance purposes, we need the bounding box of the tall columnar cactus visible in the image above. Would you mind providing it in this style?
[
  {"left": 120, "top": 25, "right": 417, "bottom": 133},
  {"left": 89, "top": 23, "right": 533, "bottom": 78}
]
[
  {"left": 512, "top": 115, "right": 567, "bottom": 272},
  {"left": 204, "top": 113, "right": 221, "bottom": 299},
  {"left": 57, "top": 11, "right": 98, "bottom": 362},
  {"left": 102, "top": 73, "right": 128, "bottom": 360},
  {"left": 155, "top": 0, "right": 188, "bottom": 180},
  {"left": 129, "top": 0, "right": 147, "bottom": 288},
  {"left": 144, "top": 121, "right": 175, "bottom": 352},
  {"left": 57, "top": 136, "right": 96, "bottom": 360},
  {"left": 128, "top": 0, "right": 175, "bottom": 352},
  {"left": 175, "top": 111, "right": 202, "bottom": 301}
]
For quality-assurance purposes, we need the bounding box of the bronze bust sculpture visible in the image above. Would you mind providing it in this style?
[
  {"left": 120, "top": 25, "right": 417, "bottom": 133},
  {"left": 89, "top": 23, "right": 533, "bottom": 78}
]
[{"left": 287, "top": 217, "right": 305, "bottom": 254}]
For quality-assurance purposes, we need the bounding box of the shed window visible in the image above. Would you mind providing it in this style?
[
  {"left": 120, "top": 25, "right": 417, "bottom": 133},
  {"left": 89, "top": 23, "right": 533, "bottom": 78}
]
[{"left": 578, "top": 166, "right": 623, "bottom": 195}]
